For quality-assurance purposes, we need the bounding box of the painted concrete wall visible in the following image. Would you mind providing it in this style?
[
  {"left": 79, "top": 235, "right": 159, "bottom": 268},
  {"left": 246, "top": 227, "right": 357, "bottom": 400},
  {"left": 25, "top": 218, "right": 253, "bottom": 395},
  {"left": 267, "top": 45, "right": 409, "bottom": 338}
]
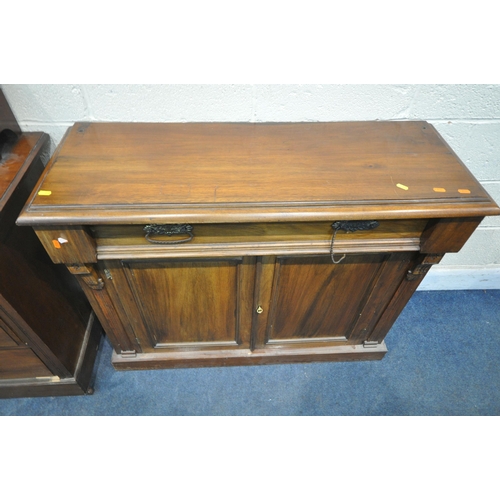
[{"left": 3, "top": 84, "right": 499, "bottom": 289}]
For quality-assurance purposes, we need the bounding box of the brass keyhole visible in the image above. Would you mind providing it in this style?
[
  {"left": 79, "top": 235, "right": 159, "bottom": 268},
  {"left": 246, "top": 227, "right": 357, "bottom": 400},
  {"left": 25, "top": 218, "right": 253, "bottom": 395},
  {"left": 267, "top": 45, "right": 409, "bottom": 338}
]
[{"left": 256, "top": 305, "right": 263, "bottom": 314}]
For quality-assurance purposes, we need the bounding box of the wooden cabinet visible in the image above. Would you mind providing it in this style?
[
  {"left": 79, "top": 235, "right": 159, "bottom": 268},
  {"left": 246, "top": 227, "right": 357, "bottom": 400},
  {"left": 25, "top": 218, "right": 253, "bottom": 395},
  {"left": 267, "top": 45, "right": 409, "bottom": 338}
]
[
  {"left": 0, "top": 92, "right": 101, "bottom": 397},
  {"left": 17, "top": 122, "right": 500, "bottom": 370}
]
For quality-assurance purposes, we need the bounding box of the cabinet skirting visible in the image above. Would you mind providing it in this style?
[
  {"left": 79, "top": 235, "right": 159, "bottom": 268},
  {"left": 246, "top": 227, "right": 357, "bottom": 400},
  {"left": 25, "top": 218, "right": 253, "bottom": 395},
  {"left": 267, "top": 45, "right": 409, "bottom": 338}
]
[{"left": 111, "top": 341, "right": 388, "bottom": 370}]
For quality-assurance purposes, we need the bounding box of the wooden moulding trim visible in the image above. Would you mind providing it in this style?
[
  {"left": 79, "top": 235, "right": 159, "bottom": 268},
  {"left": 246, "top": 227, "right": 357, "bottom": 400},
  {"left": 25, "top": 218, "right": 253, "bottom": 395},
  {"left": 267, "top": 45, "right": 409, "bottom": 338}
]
[
  {"left": 111, "top": 341, "right": 388, "bottom": 369},
  {"left": 97, "top": 238, "right": 421, "bottom": 260},
  {"left": 17, "top": 200, "right": 500, "bottom": 226},
  {"left": 155, "top": 340, "right": 238, "bottom": 349},
  {"left": 266, "top": 336, "right": 348, "bottom": 345}
]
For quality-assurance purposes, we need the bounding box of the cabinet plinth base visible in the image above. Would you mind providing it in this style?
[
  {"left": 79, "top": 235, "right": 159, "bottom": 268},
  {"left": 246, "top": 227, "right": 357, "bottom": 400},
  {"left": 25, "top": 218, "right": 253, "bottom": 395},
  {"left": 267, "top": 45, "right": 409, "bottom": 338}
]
[
  {"left": 0, "top": 313, "right": 102, "bottom": 398},
  {"left": 111, "top": 342, "right": 388, "bottom": 370}
]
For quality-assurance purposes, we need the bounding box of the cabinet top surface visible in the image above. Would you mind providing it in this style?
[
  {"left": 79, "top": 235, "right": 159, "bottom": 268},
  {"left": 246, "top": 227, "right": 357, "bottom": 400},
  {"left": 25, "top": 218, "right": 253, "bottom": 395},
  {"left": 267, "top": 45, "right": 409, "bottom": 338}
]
[{"left": 18, "top": 122, "right": 500, "bottom": 224}]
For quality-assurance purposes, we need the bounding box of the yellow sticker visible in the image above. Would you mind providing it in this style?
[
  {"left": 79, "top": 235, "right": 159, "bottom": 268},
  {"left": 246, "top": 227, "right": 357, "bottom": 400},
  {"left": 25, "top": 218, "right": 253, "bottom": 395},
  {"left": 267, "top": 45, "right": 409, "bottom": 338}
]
[
  {"left": 396, "top": 183, "right": 409, "bottom": 191},
  {"left": 38, "top": 190, "right": 52, "bottom": 196},
  {"left": 458, "top": 189, "right": 471, "bottom": 194},
  {"left": 433, "top": 187, "right": 446, "bottom": 193}
]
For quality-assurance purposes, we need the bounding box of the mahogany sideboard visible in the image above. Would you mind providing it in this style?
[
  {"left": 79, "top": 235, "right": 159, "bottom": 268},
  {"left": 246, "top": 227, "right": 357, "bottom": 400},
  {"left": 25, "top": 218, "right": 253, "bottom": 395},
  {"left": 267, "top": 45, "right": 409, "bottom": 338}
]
[
  {"left": 0, "top": 130, "right": 101, "bottom": 397},
  {"left": 17, "top": 121, "right": 500, "bottom": 371}
]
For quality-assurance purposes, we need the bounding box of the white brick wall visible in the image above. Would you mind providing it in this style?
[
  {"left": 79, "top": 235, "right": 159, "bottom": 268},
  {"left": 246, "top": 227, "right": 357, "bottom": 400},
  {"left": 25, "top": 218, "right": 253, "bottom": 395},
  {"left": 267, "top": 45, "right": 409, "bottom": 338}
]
[{"left": 3, "top": 84, "right": 499, "bottom": 289}]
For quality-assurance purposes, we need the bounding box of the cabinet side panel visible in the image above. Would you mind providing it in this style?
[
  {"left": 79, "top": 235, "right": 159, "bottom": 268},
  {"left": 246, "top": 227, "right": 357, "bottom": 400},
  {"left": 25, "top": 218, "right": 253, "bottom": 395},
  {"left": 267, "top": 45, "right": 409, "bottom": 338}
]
[
  {"left": 96, "top": 261, "right": 146, "bottom": 353},
  {"left": 0, "top": 223, "right": 91, "bottom": 376},
  {"left": 347, "top": 252, "right": 418, "bottom": 344},
  {"left": 367, "top": 273, "right": 427, "bottom": 343},
  {"left": 34, "top": 226, "right": 97, "bottom": 264},
  {"left": 420, "top": 217, "right": 483, "bottom": 254}
]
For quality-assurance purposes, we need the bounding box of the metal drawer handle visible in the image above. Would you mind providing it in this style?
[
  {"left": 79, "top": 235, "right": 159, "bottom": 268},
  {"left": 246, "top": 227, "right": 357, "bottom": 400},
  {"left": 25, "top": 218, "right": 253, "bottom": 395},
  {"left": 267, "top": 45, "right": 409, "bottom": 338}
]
[
  {"left": 144, "top": 224, "right": 194, "bottom": 244},
  {"left": 330, "top": 220, "right": 379, "bottom": 263}
]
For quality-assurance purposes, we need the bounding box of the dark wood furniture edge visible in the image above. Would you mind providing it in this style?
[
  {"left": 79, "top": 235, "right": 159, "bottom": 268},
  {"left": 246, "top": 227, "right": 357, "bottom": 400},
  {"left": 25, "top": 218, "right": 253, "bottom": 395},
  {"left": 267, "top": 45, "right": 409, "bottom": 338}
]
[
  {"left": 16, "top": 126, "right": 71, "bottom": 222},
  {"left": 0, "top": 312, "right": 102, "bottom": 398},
  {"left": 17, "top": 201, "right": 500, "bottom": 226},
  {"left": 0, "top": 294, "right": 74, "bottom": 378},
  {"left": 0, "top": 132, "right": 49, "bottom": 211}
]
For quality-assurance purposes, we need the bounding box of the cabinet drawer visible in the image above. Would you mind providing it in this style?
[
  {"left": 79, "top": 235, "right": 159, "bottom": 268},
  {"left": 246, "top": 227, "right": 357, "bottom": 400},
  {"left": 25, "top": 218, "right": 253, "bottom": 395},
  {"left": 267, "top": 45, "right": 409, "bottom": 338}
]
[
  {"left": 0, "top": 348, "right": 53, "bottom": 380},
  {"left": 94, "top": 220, "right": 427, "bottom": 260}
]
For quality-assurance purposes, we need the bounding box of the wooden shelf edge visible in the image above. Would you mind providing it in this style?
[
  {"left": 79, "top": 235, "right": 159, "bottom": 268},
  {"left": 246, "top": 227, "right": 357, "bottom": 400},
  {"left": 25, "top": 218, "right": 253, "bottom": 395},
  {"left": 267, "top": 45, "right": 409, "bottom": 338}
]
[{"left": 17, "top": 201, "right": 500, "bottom": 226}]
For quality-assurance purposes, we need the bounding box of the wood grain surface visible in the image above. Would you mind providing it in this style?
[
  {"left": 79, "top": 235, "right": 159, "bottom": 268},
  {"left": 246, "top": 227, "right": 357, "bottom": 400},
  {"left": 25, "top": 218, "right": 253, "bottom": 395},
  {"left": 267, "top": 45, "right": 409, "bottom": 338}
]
[
  {"left": 18, "top": 121, "right": 500, "bottom": 225},
  {"left": 125, "top": 259, "right": 240, "bottom": 346},
  {"left": 0, "top": 129, "right": 101, "bottom": 396},
  {"left": 16, "top": 121, "right": 500, "bottom": 369}
]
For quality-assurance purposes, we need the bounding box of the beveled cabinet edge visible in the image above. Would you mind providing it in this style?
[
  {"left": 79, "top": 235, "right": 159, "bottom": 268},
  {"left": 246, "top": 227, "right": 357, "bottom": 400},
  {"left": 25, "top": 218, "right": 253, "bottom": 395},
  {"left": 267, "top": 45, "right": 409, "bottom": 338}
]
[
  {"left": 16, "top": 121, "right": 500, "bottom": 227},
  {"left": 17, "top": 200, "right": 500, "bottom": 226}
]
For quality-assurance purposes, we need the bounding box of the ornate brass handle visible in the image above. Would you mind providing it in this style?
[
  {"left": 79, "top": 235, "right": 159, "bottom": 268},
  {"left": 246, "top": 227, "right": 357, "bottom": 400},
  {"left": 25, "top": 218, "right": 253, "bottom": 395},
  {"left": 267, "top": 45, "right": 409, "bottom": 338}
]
[{"left": 144, "top": 224, "right": 194, "bottom": 244}]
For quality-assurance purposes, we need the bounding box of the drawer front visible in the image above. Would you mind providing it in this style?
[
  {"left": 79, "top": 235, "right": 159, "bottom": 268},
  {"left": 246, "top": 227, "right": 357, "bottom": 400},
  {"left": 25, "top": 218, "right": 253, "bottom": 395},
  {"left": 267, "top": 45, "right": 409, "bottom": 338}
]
[
  {"left": 94, "top": 220, "right": 427, "bottom": 260},
  {"left": 0, "top": 348, "right": 53, "bottom": 380}
]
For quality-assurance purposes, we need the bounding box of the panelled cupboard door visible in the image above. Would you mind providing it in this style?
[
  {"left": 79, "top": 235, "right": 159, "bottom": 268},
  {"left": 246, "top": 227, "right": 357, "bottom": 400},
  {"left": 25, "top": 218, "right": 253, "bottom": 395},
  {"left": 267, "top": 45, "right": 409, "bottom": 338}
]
[
  {"left": 254, "top": 252, "right": 418, "bottom": 349},
  {"left": 103, "top": 257, "right": 255, "bottom": 352},
  {"left": 103, "top": 252, "right": 417, "bottom": 354}
]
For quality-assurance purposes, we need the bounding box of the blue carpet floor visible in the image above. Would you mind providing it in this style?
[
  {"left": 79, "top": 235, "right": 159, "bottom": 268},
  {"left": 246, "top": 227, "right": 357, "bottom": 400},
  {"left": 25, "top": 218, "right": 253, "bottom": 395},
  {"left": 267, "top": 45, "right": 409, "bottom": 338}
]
[{"left": 1, "top": 290, "right": 499, "bottom": 415}]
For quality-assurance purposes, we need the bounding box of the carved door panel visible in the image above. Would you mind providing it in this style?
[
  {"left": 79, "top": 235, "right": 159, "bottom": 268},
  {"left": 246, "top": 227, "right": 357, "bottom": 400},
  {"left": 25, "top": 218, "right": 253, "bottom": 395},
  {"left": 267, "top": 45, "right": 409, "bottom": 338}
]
[
  {"left": 103, "top": 257, "right": 255, "bottom": 352},
  {"left": 255, "top": 252, "right": 417, "bottom": 349}
]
